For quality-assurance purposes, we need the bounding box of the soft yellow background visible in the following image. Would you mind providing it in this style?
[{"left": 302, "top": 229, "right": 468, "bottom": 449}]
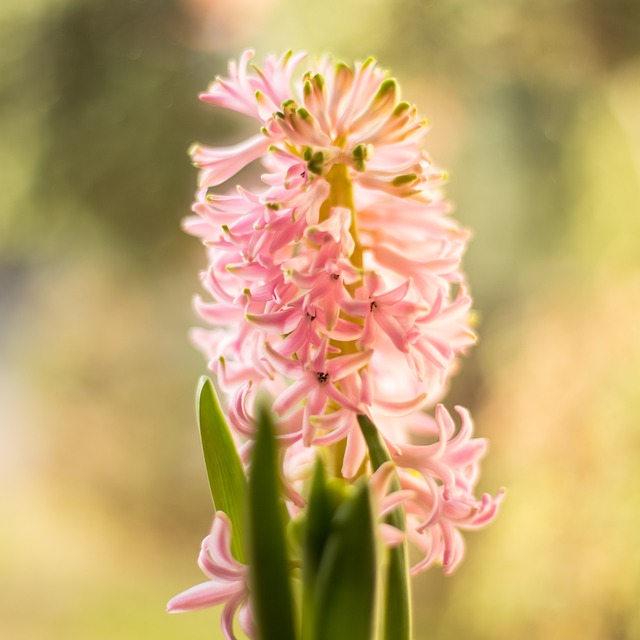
[{"left": 1, "top": 0, "right": 639, "bottom": 638}]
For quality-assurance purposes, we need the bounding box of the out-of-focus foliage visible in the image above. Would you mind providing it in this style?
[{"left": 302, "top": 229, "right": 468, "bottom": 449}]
[{"left": 1, "top": 0, "right": 639, "bottom": 638}]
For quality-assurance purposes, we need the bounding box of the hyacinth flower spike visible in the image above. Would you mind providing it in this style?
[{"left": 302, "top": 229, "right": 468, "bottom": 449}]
[{"left": 170, "top": 50, "right": 503, "bottom": 640}]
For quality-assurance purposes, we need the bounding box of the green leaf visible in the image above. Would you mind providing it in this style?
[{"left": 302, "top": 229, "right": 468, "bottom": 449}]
[
  {"left": 357, "top": 414, "right": 391, "bottom": 470},
  {"left": 358, "top": 414, "right": 412, "bottom": 640},
  {"left": 248, "top": 404, "right": 297, "bottom": 640},
  {"left": 304, "top": 459, "right": 334, "bottom": 578},
  {"left": 302, "top": 458, "right": 340, "bottom": 639},
  {"left": 197, "top": 376, "right": 247, "bottom": 563},
  {"left": 313, "top": 481, "right": 376, "bottom": 640}
]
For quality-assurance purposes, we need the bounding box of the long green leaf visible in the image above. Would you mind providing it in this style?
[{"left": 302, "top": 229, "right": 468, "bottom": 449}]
[
  {"left": 313, "top": 481, "right": 376, "bottom": 640},
  {"left": 197, "top": 376, "right": 247, "bottom": 562},
  {"left": 358, "top": 414, "right": 412, "bottom": 640},
  {"left": 248, "top": 404, "right": 297, "bottom": 640},
  {"left": 302, "top": 458, "right": 339, "bottom": 639}
]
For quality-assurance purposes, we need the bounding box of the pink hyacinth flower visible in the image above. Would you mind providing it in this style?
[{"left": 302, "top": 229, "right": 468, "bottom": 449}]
[{"left": 179, "top": 53, "right": 503, "bottom": 626}]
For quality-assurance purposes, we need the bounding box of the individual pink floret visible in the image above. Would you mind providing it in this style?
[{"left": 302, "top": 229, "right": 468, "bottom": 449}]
[
  {"left": 167, "top": 512, "right": 253, "bottom": 640},
  {"left": 390, "top": 405, "right": 504, "bottom": 574}
]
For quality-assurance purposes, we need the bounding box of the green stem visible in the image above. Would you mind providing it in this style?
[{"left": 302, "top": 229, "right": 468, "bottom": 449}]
[
  {"left": 358, "top": 414, "right": 413, "bottom": 640},
  {"left": 319, "top": 163, "right": 363, "bottom": 272},
  {"left": 320, "top": 164, "right": 365, "bottom": 475}
]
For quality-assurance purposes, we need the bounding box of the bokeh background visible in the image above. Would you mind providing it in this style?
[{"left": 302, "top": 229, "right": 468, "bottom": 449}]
[{"left": 2, "top": 0, "right": 639, "bottom": 638}]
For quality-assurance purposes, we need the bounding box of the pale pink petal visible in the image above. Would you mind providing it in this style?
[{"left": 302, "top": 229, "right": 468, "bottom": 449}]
[
  {"left": 221, "top": 591, "right": 246, "bottom": 640},
  {"left": 380, "top": 523, "right": 405, "bottom": 547},
  {"left": 208, "top": 513, "right": 240, "bottom": 572},
  {"left": 341, "top": 426, "right": 367, "bottom": 478},
  {"left": 373, "top": 392, "right": 427, "bottom": 416},
  {"left": 326, "top": 349, "right": 373, "bottom": 380},
  {"left": 263, "top": 342, "right": 303, "bottom": 377},
  {"left": 375, "top": 312, "right": 410, "bottom": 352},
  {"left": 324, "top": 382, "right": 361, "bottom": 413},
  {"left": 238, "top": 600, "right": 255, "bottom": 638},
  {"left": 312, "top": 410, "right": 353, "bottom": 446},
  {"left": 167, "top": 581, "right": 242, "bottom": 613},
  {"left": 272, "top": 377, "right": 315, "bottom": 415},
  {"left": 191, "top": 135, "right": 270, "bottom": 188},
  {"left": 246, "top": 307, "right": 298, "bottom": 331},
  {"left": 379, "top": 490, "right": 416, "bottom": 518}
]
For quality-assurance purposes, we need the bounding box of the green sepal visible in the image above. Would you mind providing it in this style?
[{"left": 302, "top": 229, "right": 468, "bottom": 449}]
[
  {"left": 303, "top": 80, "right": 313, "bottom": 97},
  {"left": 374, "top": 78, "right": 397, "bottom": 104},
  {"left": 335, "top": 62, "right": 354, "bottom": 78},
  {"left": 312, "top": 481, "right": 376, "bottom": 640},
  {"left": 248, "top": 404, "right": 297, "bottom": 640},
  {"left": 392, "top": 101, "right": 411, "bottom": 117},
  {"left": 392, "top": 173, "right": 418, "bottom": 187},
  {"left": 307, "top": 151, "right": 325, "bottom": 175},
  {"left": 358, "top": 414, "right": 412, "bottom": 640},
  {"left": 196, "top": 376, "right": 247, "bottom": 563},
  {"left": 352, "top": 144, "right": 369, "bottom": 171}
]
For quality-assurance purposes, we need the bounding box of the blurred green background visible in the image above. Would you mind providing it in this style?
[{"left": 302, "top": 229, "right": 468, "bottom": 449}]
[{"left": 1, "top": 0, "right": 639, "bottom": 638}]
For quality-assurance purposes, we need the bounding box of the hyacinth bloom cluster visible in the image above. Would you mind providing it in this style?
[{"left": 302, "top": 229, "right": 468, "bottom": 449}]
[{"left": 171, "top": 50, "right": 503, "bottom": 639}]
